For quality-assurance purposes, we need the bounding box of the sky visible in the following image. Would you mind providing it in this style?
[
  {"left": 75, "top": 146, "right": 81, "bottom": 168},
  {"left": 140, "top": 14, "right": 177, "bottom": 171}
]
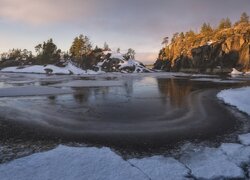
[{"left": 0, "top": 0, "right": 249, "bottom": 64}]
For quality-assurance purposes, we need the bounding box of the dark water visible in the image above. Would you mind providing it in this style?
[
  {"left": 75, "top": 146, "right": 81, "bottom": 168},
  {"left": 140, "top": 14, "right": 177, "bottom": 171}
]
[{"left": 0, "top": 73, "right": 249, "bottom": 161}]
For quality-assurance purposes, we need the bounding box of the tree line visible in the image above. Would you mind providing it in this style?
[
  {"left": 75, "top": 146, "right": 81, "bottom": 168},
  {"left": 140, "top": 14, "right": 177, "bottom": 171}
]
[
  {"left": 162, "top": 12, "right": 249, "bottom": 46},
  {"left": 0, "top": 35, "right": 136, "bottom": 69}
]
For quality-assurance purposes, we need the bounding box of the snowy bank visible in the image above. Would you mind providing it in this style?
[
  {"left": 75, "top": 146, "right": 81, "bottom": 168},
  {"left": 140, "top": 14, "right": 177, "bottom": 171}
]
[
  {"left": 217, "top": 87, "right": 250, "bottom": 115},
  {"left": 2, "top": 132, "right": 250, "bottom": 180},
  {"left": 1, "top": 62, "right": 98, "bottom": 75}
]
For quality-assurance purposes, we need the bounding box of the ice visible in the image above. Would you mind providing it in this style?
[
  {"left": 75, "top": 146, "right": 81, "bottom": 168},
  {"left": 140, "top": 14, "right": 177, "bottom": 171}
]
[
  {"left": 1, "top": 62, "right": 98, "bottom": 75},
  {"left": 180, "top": 147, "right": 245, "bottom": 179},
  {"left": 217, "top": 87, "right": 250, "bottom": 115},
  {"left": 238, "top": 133, "right": 250, "bottom": 146},
  {"left": 0, "top": 145, "right": 147, "bottom": 180},
  {"left": 191, "top": 78, "right": 245, "bottom": 83},
  {"left": 0, "top": 86, "right": 73, "bottom": 97},
  {"left": 52, "top": 80, "right": 125, "bottom": 88},
  {"left": 219, "top": 143, "right": 250, "bottom": 166},
  {"left": 129, "top": 156, "right": 189, "bottom": 180},
  {"left": 1, "top": 143, "right": 250, "bottom": 179},
  {"left": 231, "top": 68, "right": 243, "bottom": 75},
  {"left": 191, "top": 74, "right": 218, "bottom": 78}
]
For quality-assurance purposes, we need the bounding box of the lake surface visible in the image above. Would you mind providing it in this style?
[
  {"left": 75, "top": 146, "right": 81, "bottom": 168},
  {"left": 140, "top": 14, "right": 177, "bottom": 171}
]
[{"left": 0, "top": 72, "right": 249, "bottom": 162}]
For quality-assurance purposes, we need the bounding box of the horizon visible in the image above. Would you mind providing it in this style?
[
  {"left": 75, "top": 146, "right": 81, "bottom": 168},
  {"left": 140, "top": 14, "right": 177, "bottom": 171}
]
[{"left": 0, "top": 0, "right": 249, "bottom": 64}]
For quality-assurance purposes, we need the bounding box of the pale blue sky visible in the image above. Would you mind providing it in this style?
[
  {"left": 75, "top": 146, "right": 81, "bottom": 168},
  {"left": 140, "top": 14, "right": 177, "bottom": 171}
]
[{"left": 0, "top": 0, "right": 249, "bottom": 64}]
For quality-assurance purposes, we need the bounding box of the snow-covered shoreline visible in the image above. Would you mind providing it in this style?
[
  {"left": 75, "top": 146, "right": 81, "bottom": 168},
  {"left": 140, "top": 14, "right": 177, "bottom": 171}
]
[
  {"left": 217, "top": 86, "right": 250, "bottom": 116},
  {"left": 1, "top": 62, "right": 98, "bottom": 75},
  {"left": 1, "top": 133, "right": 250, "bottom": 180}
]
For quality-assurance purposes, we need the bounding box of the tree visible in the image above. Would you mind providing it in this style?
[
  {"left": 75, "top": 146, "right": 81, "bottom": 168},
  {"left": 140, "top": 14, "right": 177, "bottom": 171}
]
[
  {"left": 125, "top": 48, "right": 135, "bottom": 60},
  {"left": 69, "top": 34, "right": 92, "bottom": 62},
  {"left": 35, "top": 38, "right": 61, "bottom": 64},
  {"left": 179, "top": 32, "right": 185, "bottom": 39},
  {"left": 117, "top": 48, "right": 121, "bottom": 53},
  {"left": 200, "top": 23, "right": 213, "bottom": 34},
  {"left": 162, "top": 37, "right": 169, "bottom": 46},
  {"left": 218, "top": 17, "right": 232, "bottom": 29},
  {"left": 171, "top": 33, "right": 179, "bottom": 43},
  {"left": 240, "top": 12, "right": 249, "bottom": 23},
  {"left": 103, "top": 42, "right": 110, "bottom": 51}
]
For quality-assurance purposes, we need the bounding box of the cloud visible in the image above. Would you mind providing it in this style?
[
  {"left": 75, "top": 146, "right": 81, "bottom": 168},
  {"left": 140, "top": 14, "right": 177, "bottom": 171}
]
[
  {"left": 0, "top": 0, "right": 89, "bottom": 25},
  {"left": 0, "top": 0, "right": 249, "bottom": 63}
]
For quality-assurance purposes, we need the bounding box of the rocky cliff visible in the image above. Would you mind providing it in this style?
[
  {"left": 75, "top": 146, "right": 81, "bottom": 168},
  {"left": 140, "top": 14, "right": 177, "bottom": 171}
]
[{"left": 154, "top": 23, "right": 250, "bottom": 73}]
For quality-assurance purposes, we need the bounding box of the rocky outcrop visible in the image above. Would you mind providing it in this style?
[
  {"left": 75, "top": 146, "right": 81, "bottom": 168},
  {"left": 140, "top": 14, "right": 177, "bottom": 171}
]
[
  {"left": 154, "top": 23, "right": 250, "bottom": 73},
  {"left": 96, "top": 51, "right": 152, "bottom": 73}
]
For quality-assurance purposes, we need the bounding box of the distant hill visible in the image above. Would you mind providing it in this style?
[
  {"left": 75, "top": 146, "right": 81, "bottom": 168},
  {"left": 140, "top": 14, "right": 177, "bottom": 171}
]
[{"left": 154, "top": 13, "right": 250, "bottom": 73}]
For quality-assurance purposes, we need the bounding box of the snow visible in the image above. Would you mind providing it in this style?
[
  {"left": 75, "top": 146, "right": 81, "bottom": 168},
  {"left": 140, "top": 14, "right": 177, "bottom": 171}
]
[
  {"left": 52, "top": 80, "right": 124, "bottom": 88},
  {"left": 230, "top": 68, "right": 243, "bottom": 75},
  {"left": 110, "top": 52, "right": 125, "bottom": 60},
  {"left": 219, "top": 143, "right": 250, "bottom": 166},
  {"left": 0, "top": 145, "right": 147, "bottom": 180},
  {"left": 129, "top": 156, "right": 189, "bottom": 180},
  {"left": 118, "top": 59, "right": 152, "bottom": 73},
  {"left": 180, "top": 147, "right": 245, "bottom": 179},
  {"left": 0, "top": 86, "right": 73, "bottom": 97},
  {"left": 1, "top": 62, "right": 98, "bottom": 75},
  {"left": 2, "top": 137, "right": 250, "bottom": 179},
  {"left": 238, "top": 133, "right": 250, "bottom": 146},
  {"left": 217, "top": 87, "right": 250, "bottom": 115}
]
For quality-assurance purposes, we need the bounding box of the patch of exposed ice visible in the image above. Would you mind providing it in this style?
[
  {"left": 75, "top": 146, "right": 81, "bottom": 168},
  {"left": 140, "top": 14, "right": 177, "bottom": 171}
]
[
  {"left": 51, "top": 80, "right": 124, "bottom": 88},
  {"left": 0, "top": 86, "right": 73, "bottom": 97},
  {"left": 129, "top": 156, "right": 189, "bottom": 180},
  {"left": 180, "top": 147, "right": 245, "bottom": 179},
  {"left": 0, "top": 145, "right": 147, "bottom": 180},
  {"left": 217, "top": 87, "right": 250, "bottom": 115},
  {"left": 191, "top": 78, "right": 245, "bottom": 83},
  {"left": 238, "top": 133, "right": 250, "bottom": 146}
]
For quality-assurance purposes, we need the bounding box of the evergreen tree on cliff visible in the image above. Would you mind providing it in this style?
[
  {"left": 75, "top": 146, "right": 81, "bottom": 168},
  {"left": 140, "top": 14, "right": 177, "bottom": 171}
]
[
  {"left": 218, "top": 18, "right": 232, "bottom": 29},
  {"left": 240, "top": 12, "right": 249, "bottom": 23},
  {"left": 200, "top": 23, "right": 213, "bottom": 34}
]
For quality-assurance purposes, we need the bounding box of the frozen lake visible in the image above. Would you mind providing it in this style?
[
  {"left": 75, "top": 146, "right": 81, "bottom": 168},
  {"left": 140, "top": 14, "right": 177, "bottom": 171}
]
[{"left": 0, "top": 72, "right": 250, "bottom": 162}]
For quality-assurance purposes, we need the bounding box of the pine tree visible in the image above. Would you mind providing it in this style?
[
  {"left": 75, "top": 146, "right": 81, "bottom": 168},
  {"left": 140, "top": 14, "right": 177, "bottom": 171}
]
[
  {"left": 103, "top": 42, "right": 110, "bottom": 51},
  {"left": 240, "top": 12, "right": 249, "bottom": 23},
  {"left": 125, "top": 48, "right": 135, "bottom": 60},
  {"left": 200, "top": 23, "right": 213, "bottom": 34},
  {"left": 35, "top": 38, "right": 61, "bottom": 64},
  {"left": 69, "top": 34, "right": 92, "bottom": 61},
  {"left": 218, "top": 18, "right": 231, "bottom": 29},
  {"left": 162, "top": 37, "right": 169, "bottom": 46}
]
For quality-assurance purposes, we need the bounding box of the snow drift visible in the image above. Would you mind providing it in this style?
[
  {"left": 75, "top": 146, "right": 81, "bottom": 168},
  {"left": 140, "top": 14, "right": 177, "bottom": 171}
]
[
  {"left": 1, "top": 62, "right": 97, "bottom": 75},
  {"left": 217, "top": 86, "right": 250, "bottom": 116}
]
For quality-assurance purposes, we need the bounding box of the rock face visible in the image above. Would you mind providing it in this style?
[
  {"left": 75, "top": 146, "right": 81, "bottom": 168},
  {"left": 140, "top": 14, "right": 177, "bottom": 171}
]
[{"left": 154, "top": 23, "right": 250, "bottom": 73}]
